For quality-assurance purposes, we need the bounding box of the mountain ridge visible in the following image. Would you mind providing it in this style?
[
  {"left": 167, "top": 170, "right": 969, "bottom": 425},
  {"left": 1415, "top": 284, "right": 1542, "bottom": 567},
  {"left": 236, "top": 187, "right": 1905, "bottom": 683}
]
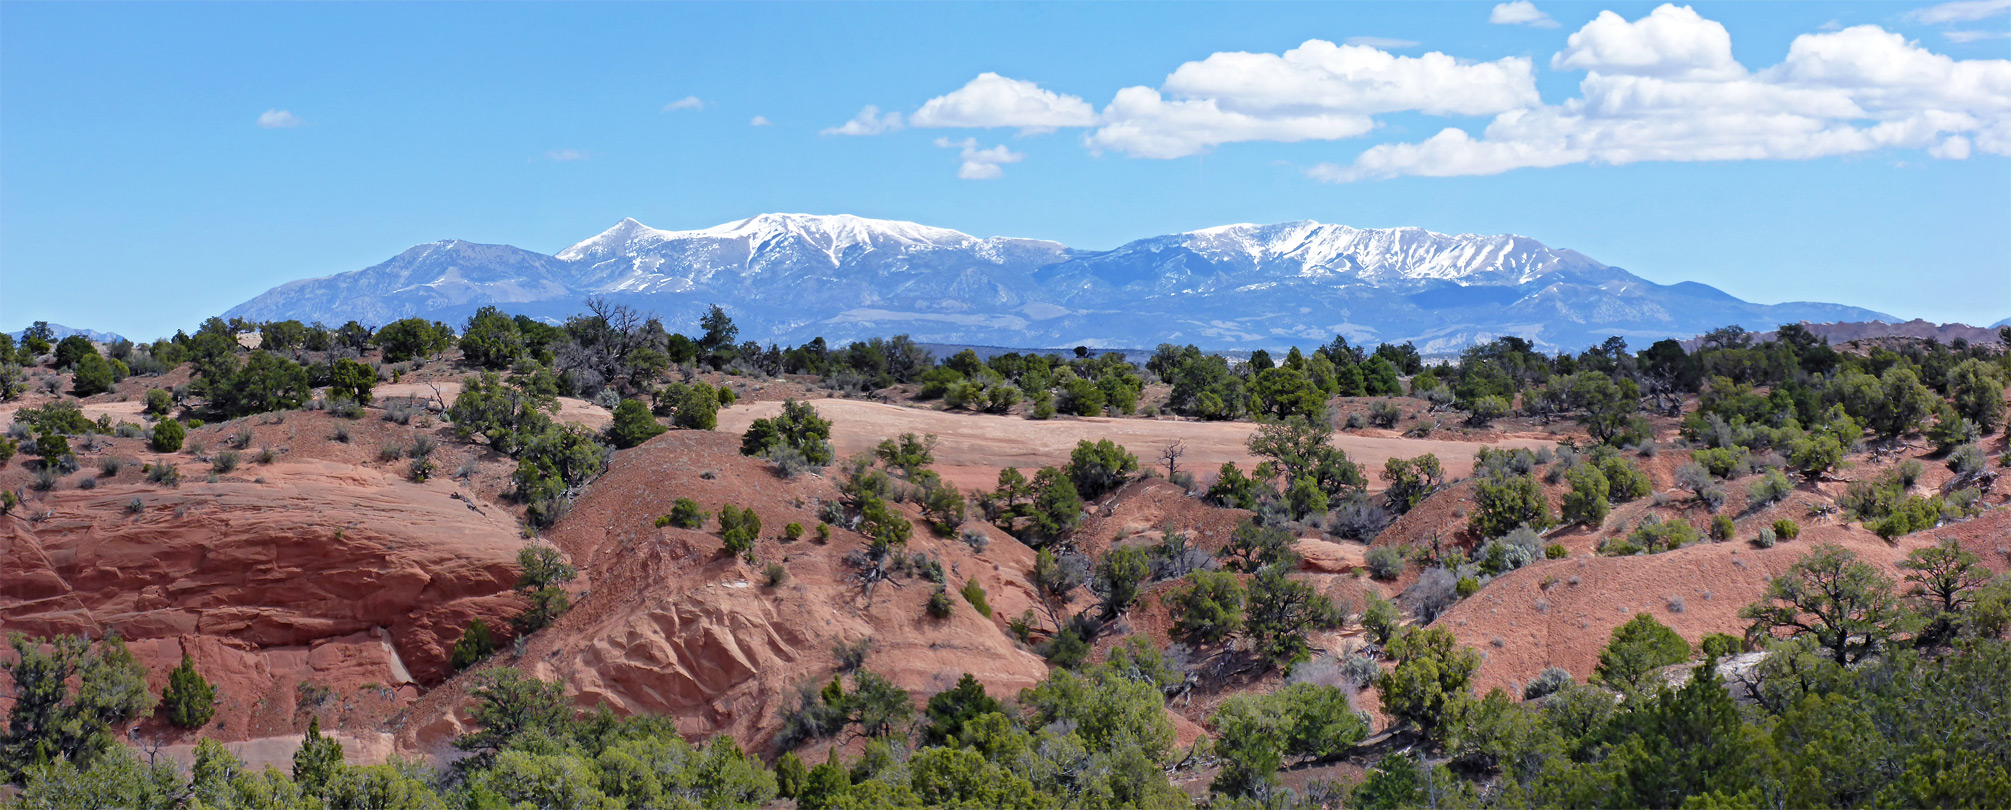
[{"left": 225, "top": 213, "right": 1895, "bottom": 353}]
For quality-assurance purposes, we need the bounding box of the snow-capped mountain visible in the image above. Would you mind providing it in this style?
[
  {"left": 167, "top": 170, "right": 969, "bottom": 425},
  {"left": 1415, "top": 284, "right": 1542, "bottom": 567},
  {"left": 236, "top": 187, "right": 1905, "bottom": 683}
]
[
  {"left": 1040, "top": 222, "right": 1611, "bottom": 295},
  {"left": 224, "top": 213, "right": 1893, "bottom": 352}
]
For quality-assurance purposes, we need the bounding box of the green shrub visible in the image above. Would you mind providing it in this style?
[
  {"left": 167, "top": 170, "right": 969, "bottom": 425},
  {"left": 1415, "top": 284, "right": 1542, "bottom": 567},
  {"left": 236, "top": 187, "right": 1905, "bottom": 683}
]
[
  {"left": 739, "top": 399, "right": 833, "bottom": 465},
  {"left": 784, "top": 522, "right": 804, "bottom": 542},
  {"left": 1594, "top": 612, "right": 1691, "bottom": 692},
  {"left": 1772, "top": 519, "right": 1800, "bottom": 540},
  {"left": 657, "top": 498, "right": 708, "bottom": 529},
  {"left": 1166, "top": 570, "right": 1245, "bottom": 645},
  {"left": 1545, "top": 543, "right": 1569, "bottom": 559},
  {"left": 926, "top": 588, "right": 955, "bottom": 618},
  {"left": 450, "top": 619, "right": 499, "bottom": 671},
  {"left": 960, "top": 580, "right": 991, "bottom": 617},
  {"left": 607, "top": 399, "right": 666, "bottom": 449},
  {"left": 1599, "top": 455, "right": 1652, "bottom": 502},
  {"left": 1709, "top": 514, "right": 1734, "bottom": 542},
  {"left": 1562, "top": 464, "right": 1611, "bottom": 526},
  {"left": 160, "top": 653, "right": 217, "bottom": 729},
  {"left": 148, "top": 419, "right": 185, "bottom": 453},
  {"left": 143, "top": 388, "right": 173, "bottom": 415},
  {"left": 329, "top": 358, "right": 376, "bottom": 404},
  {"left": 1471, "top": 470, "right": 1553, "bottom": 538},
  {"left": 1700, "top": 633, "right": 1742, "bottom": 660},
  {"left": 1065, "top": 439, "right": 1137, "bottom": 501},
  {"left": 1463, "top": 395, "right": 1510, "bottom": 427},
  {"left": 1691, "top": 447, "right": 1746, "bottom": 478},
  {"left": 71, "top": 354, "right": 114, "bottom": 396},
  {"left": 1748, "top": 468, "right": 1793, "bottom": 508},
  {"left": 719, "top": 504, "right": 762, "bottom": 558},
  {"left": 1614, "top": 517, "right": 1700, "bottom": 554}
]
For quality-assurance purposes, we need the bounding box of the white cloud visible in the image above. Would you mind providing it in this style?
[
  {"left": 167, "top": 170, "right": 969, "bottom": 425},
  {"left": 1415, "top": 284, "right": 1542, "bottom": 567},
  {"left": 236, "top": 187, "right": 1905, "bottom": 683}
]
[
  {"left": 1490, "top": 1, "right": 1559, "bottom": 28},
  {"left": 1086, "top": 39, "right": 1536, "bottom": 158},
  {"left": 1316, "top": 6, "right": 2011, "bottom": 181},
  {"left": 1946, "top": 29, "right": 2011, "bottom": 42},
  {"left": 1160, "top": 40, "right": 1537, "bottom": 117},
  {"left": 1553, "top": 5, "right": 1743, "bottom": 80},
  {"left": 1086, "top": 87, "right": 1375, "bottom": 159},
  {"left": 256, "top": 109, "right": 304, "bottom": 129},
  {"left": 1907, "top": 0, "right": 2011, "bottom": 24},
  {"left": 663, "top": 96, "right": 706, "bottom": 112},
  {"left": 545, "top": 149, "right": 588, "bottom": 162},
  {"left": 821, "top": 105, "right": 905, "bottom": 136},
  {"left": 911, "top": 73, "right": 1096, "bottom": 132},
  {"left": 1930, "top": 134, "right": 1974, "bottom": 158},
  {"left": 1819, "top": 19, "right": 1844, "bottom": 31},
  {"left": 934, "top": 136, "right": 1024, "bottom": 179},
  {"left": 749, "top": 115, "right": 772, "bottom": 126},
  {"left": 1345, "top": 36, "right": 1421, "bottom": 48}
]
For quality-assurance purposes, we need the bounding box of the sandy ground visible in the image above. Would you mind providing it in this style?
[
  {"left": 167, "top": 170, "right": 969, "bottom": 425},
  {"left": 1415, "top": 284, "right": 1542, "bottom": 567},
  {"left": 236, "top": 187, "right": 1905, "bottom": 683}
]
[{"left": 718, "top": 398, "right": 1556, "bottom": 491}]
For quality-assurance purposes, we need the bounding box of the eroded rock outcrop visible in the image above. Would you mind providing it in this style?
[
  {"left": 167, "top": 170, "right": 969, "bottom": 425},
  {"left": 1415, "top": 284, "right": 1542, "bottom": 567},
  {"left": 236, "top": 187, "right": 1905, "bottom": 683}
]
[{"left": 0, "top": 459, "right": 525, "bottom": 740}]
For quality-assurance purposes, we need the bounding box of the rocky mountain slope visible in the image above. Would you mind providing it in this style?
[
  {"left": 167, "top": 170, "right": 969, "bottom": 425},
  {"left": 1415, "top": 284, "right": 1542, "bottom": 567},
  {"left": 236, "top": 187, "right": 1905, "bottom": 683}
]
[{"left": 226, "top": 213, "right": 1892, "bottom": 353}]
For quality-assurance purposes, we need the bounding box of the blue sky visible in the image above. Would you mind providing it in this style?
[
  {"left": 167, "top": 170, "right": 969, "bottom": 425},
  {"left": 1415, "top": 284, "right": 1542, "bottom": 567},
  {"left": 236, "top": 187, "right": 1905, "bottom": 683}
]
[{"left": 3, "top": 1, "right": 2007, "bottom": 340}]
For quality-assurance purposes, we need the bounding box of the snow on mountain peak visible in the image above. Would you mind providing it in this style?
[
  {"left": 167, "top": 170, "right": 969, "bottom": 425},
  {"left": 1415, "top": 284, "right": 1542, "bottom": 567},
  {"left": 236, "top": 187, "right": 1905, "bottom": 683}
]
[
  {"left": 556, "top": 217, "right": 673, "bottom": 262},
  {"left": 558, "top": 212, "right": 992, "bottom": 265},
  {"left": 1152, "top": 220, "right": 1592, "bottom": 285}
]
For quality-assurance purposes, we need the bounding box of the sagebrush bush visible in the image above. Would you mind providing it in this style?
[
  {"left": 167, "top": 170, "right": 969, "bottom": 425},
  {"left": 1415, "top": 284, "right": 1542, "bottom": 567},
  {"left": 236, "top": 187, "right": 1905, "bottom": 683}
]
[
  {"left": 1365, "top": 546, "right": 1404, "bottom": 580},
  {"left": 926, "top": 587, "right": 955, "bottom": 618},
  {"left": 1524, "top": 667, "right": 1573, "bottom": 700},
  {"left": 1748, "top": 468, "right": 1793, "bottom": 509}
]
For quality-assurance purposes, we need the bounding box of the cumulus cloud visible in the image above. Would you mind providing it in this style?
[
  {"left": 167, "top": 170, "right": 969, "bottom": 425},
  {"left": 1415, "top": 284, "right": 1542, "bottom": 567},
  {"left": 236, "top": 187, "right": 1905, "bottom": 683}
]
[
  {"left": 1345, "top": 36, "right": 1421, "bottom": 48},
  {"left": 1930, "top": 134, "right": 1973, "bottom": 158},
  {"left": 1314, "top": 5, "right": 2011, "bottom": 181},
  {"left": 911, "top": 73, "right": 1096, "bottom": 132},
  {"left": 545, "top": 149, "right": 588, "bottom": 162},
  {"left": 663, "top": 96, "right": 706, "bottom": 111},
  {"left": 1085, "top": 88, "right": 1376, "bottom": 159},
  {"left": 821, "top": 105, "right": 905, "bottom": 136},
  {"left": 935, "top": 136, "right": 1024, "bottom": 179},
  {"left": 1087, "top": 39, "right": 1536, "bottom": 158},
  {"left": 1160, "top": 40, "right": 1537, "bottom": 117},
  {"left": 1907, "top": 0, "right": 2011, "bottom": 24},
  {"left": 1553, "top": 5, "right": 1743, "bottom": 80},
  {"left": 750, "top": 115, "right": 772, "bottom": 126},
  {"left": 257, "top": 109, "right": 304, "bottom": 129},
  {"left": 1490, "top": 1, "right": 1559, "bottom": 28}
]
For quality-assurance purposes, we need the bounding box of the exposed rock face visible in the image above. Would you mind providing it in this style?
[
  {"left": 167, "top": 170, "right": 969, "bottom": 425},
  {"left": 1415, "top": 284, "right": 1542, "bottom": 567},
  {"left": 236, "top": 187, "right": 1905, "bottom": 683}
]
[
  {"left": 398, "top": 430, "right": 1051, "bottom": 754},
  {"left": 0, "top": 459, "right": 526, "bottom": 740}
]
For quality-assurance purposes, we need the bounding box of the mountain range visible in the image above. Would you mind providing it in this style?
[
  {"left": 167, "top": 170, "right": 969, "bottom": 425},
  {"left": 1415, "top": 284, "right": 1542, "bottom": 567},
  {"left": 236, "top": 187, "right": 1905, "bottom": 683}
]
[
  {"left": 226, "top": 213, "right": 1895, "bottom": 353},
  {"left": 6, "top": 323, "right": 129, "bottom": 345}
]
